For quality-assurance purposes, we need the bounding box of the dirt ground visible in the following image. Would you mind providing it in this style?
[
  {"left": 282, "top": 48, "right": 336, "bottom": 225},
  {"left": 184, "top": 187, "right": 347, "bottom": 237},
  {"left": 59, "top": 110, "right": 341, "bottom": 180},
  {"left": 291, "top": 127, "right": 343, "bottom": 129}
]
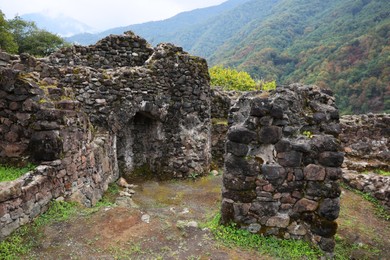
[{"left": 18, "top": 175, "right": 390, "bottom": 259}]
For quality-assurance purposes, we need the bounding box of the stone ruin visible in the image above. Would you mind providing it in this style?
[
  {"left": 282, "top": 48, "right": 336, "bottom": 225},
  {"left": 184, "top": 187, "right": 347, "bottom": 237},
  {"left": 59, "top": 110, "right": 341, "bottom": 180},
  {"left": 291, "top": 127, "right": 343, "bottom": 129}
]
[
  {"left": 220, "top": 84, "right": 344, "bottom": 254},
  {"left": 340, "top": 113, "right": 390, "bottom": 209},
  {"left": 0, "top": 31, "right": 351, "bottom": 254},
  {"left": 0, "top": 31, "right": 211, "bottom": 239}
]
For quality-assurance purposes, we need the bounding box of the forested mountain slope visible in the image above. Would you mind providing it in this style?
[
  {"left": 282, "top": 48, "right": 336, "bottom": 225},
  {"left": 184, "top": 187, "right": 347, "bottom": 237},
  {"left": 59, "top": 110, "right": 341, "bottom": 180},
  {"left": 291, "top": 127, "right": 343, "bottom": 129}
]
[{"left": 67, "top": 0, "right": 389, "bottom": 114}]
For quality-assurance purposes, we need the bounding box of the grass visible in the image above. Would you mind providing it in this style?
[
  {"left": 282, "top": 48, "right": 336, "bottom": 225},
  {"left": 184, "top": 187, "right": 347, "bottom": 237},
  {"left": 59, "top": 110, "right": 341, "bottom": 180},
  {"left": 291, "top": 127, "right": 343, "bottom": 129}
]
[
  {"left": 0, "top": 183, "right": 120, "bottom": 259},
  {"left": 361, "top": 169, "right": 390, "bottom": 176},
  {"left": 202, "top": 213, "right": 323, "bottom": 260},
  {"left": 0, "top": 163, "right": 36, "bottom": 182},
  {"left": 0, "top": 200, "right": 78, "bottom": 259},
  {"left": 376, "top": 170, "right": 390, "bottom": 176},
  {"left": 334, "top": 235, "right": 381, "bottom": 260},
  {"left": 340, "top": 182, "right": 390, "bottom": 221}
]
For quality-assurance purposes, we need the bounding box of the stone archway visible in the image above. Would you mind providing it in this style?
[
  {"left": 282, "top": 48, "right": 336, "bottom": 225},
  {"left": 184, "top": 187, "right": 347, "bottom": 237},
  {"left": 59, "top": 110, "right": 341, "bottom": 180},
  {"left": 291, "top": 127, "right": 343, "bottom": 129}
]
[{"left": 117, "top": 111, "right": 165, "bottom": 180}]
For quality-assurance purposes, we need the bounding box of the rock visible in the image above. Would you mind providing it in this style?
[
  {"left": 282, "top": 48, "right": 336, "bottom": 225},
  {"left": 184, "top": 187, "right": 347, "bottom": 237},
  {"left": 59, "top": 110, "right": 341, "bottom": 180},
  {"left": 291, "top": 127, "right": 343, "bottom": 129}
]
[
  {"left": 287, "top": 222, "right": 307, "bottom": 236},
  {"left": 227, "top": 126, "right": 256, "bottom": 144},
  {"left": 261, "top": 165, "right": 287, "bottom": 186},
  {"left": 258, "top": 126, "right": 282, "bottom": 144},
  {"left": 248, "top": 223, "right": 261, "bottom": 233},
  {"left": 266, "top": 214, "right": 290, "bottom": 228},
  {"left": 319, "top": 152, "right": 344, "bottom": 167},
  {"left": 293, "top": 198, "right": 318, "bottom": 213},
  {"left": 318, "top": 198, "right": 340, "bottom": 221},
  {"left": 304, "top": 164, "right": 326, "bottom": 181},
  {"left": 141, "top": 214, "right": 150, "bottom": 223}
]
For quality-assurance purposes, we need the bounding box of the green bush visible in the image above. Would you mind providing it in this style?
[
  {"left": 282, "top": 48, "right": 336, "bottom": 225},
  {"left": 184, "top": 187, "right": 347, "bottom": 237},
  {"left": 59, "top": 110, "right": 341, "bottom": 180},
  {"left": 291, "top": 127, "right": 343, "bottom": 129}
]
[{"left": 209, "top": 66, "right": 257, "bottom": 91}]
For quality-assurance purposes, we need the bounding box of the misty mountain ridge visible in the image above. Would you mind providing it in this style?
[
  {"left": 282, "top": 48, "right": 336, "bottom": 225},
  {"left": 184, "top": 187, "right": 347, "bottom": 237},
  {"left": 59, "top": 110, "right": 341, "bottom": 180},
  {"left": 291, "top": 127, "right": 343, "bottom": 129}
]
[
  {"left": 66, "top": 0, "right": 389, "bottom": 114},
  {"left": 21, "top": 13, "right": 96, "bottom": 37}
]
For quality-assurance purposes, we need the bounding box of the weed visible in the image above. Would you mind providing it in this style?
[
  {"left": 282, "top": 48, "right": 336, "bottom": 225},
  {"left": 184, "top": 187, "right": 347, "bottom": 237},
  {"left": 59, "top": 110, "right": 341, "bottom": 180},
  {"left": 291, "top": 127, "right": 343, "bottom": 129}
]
[
  {"left": 0, "top": 163, "right": 36, "bottom": 182},
  {"left": 189, "top": 172, "right": 199, "bottom": 180},
  {"left": 302, "top": 130, "right": 313, "bottom": 138},
  {"left": 202, "top": 213, "right": 323, "bottom": 259}
]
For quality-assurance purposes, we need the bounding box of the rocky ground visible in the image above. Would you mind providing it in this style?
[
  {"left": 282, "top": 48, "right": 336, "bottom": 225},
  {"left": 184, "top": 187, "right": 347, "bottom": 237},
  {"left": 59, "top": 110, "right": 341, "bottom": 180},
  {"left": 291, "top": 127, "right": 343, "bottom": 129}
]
[{"left": 5, "top": 174, "right": 390, "bottom": 260}]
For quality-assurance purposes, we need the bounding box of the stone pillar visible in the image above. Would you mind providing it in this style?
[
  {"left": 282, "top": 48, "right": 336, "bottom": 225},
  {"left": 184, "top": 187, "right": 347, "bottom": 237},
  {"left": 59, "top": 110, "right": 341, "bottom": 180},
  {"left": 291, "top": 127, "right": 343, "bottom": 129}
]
[{"left": 221, "top": 84, "right": 343, "bottom": 254}]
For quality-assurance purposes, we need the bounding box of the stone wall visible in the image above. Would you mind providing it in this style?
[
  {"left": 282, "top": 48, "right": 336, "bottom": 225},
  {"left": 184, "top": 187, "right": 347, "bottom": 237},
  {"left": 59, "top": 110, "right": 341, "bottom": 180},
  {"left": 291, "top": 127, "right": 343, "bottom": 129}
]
[
  {"left": 0, "top": 31, "right": 211, "bottom": 240},
  {"left": 0, "top": 67, "right": 118, "bottom": 240},
  {"left": 221, "top": 84, "right": 343, "bottom": 254},
  {"left": 210, "top": 87, "right": 240, "bottom": 168},
  {"left": 340, "top": 113, "right": 389, "bottom": 171}
]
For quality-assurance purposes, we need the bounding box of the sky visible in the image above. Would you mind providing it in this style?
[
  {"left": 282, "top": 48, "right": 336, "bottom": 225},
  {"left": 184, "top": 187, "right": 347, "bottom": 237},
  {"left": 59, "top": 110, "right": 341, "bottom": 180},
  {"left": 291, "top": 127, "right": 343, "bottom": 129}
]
[{"left": 0, "top": 0, "right": 227, "bottom": 31}]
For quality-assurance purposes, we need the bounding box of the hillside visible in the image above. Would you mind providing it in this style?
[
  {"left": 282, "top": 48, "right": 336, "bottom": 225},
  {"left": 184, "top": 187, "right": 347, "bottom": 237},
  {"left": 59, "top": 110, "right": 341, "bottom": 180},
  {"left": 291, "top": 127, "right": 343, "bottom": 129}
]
[
  {"left": 67, "top": 0, "right": 390, "bottom": 114},
  {"left": 21, "top": 13, "right": 95, "bottom": 37}
]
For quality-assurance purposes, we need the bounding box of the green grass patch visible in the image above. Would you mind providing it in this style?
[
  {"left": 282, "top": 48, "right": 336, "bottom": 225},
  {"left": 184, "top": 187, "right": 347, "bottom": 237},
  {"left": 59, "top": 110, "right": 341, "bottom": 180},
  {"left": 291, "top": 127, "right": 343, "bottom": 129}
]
[
  {"left": 202, "top": 213, "right": 323, "bottom": 259},
  {"left": 376, "top": 170, "right": 390, "bottom": 176},
  {"left": 0, "top": 200, "right": 79, "bottom": 259},
  {"left": 340, "top": 183, "right": 390, "bottom": 221},
  {"left": 0, "top": 164, "right": 36, "bottom": 182}
]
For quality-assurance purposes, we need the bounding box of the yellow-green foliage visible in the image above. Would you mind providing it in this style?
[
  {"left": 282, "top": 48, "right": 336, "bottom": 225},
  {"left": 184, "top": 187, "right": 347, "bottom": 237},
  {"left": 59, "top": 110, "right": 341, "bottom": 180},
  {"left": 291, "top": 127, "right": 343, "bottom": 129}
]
[
  {"left": 259, "top": 80, "right": 277, "bottom": 91},
  {"left": 209, "top": 66, "right": 257, "bottom": 91}
]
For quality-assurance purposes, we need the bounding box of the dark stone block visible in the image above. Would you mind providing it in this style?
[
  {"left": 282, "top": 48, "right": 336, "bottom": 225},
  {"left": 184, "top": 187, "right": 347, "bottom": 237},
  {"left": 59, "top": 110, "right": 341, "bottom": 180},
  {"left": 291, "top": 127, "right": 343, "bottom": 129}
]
[
  {"left": 258, "top": 126, "right": 282, "bottom": 144},
  {"left": 275, "top": 139, "right": 292, "bottom": 153},
  {"left": 270, "top": 106, "right": 283, "bottom": 119},
  {"left": 227, "top": 126, "right": 256, "bottom": 144},
  {"left": 304, "top": 164, "right": 326, "bottom": 181},
  {"left": 222, "top": 189, "right": 256, "bottom": 203},
  {"left": 326, "top": 168, "right": 342, "bottom": 180},
  {"left": 319, "top": 237, "right": 336, "bottom": 253},
  {"left": 225, "top": 154, "right": 253, "bottom": 176},
  {"left": 226, "top": 141, "right": 249, "bottom": 157},
  {"left": 310, "top": 135, "right": 341, "bottom": 153},
  {"left": 322, "top": 123, "right": 341, "bottom": 136},
  {"left": 28, "top": 131, "right": 62, "bottom": 161},
  {"left": 319, "top": 152, "right": 344, "bottom": 167},
  {"left": 311, "top": 218, "right": 338, "bottom": 238},
  {"left": 223, "top": 173, "right": 256, "bottom": 191},
  {"left": 318, "top": 198, "right": 340, "bottom": 221},
  {"left": 261, "top": 165, "right": 286, "bottom": 186},
  {"left": 306, "top": 181, "right": 341, "bottom": 198},
  {"left": 277, "top": 151, "right": 302, "bottom": 167},
  {"left": 250, "top": 201, "right": 279, "bottom": 217},
  {"left": 220, "top": 199, "right": 235, "bottom": 224}
]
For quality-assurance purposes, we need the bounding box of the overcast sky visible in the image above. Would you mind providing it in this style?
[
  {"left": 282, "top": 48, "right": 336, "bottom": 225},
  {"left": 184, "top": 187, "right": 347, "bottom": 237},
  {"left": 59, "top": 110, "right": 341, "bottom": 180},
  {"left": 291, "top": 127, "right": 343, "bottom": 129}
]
[{"left": 0, "top": 0, "right": 227, "bottom": 30}]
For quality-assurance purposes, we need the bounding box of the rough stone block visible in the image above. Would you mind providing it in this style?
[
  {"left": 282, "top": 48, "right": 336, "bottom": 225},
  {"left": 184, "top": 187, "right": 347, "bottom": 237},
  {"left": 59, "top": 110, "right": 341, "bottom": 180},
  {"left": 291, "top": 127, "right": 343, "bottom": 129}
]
[
  {"left": 227, "top": 126, "right": 256, "bottom": 144},
  {"left": 259, "top": 126, "right": 282, "bottom": 144},
  {"left": 304, "top": 164, "right": 326, "bottom": 181},
  {"left": 318, "top": 152, "right": 344, "bottom": 167}
]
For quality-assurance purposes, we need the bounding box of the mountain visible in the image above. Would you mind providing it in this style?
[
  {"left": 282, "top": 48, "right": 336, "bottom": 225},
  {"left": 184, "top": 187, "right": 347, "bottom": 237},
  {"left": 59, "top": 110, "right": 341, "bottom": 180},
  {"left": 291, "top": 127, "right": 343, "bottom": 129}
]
[
  {"left": 66, "top": 0, "right": 251, "bottom": 45},
  {"left": 66, "top": 0, "right": 390, "bottom": 114},
  {"left": 21, "top": 13, "right": 95, "bottom": 37}
]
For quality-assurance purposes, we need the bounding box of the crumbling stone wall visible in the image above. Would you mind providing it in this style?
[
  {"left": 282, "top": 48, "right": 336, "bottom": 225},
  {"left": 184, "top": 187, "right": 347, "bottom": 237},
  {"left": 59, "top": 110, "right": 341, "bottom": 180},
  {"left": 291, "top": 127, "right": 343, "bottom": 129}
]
[
  {"left": 221, "top": 84, "right": 344, "bottom": 254},
  {"left": 0, "top": 31, "right": 211, "bottom": 240},
  {"left": 340, "top": 113, "right": 389, "bottom": 170},
  {"left": 0, "top": 67, "right": 118, "bottom": 240},
  {"left": 210, "top": 87, "right": 240, "bottom": 168}
]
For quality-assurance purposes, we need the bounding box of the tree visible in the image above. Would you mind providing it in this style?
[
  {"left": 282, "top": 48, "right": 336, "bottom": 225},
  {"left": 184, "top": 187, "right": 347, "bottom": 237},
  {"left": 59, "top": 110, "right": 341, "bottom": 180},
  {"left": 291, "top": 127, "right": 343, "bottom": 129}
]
[
  {"left": 19, "top": 29, "right": 66, "bottom": 56},
  {"left": 0, "top": 10, "right": 67, "bottom": 56},
  {"left": 0, "top": 11, "right": 18, "bottom": 53}
]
